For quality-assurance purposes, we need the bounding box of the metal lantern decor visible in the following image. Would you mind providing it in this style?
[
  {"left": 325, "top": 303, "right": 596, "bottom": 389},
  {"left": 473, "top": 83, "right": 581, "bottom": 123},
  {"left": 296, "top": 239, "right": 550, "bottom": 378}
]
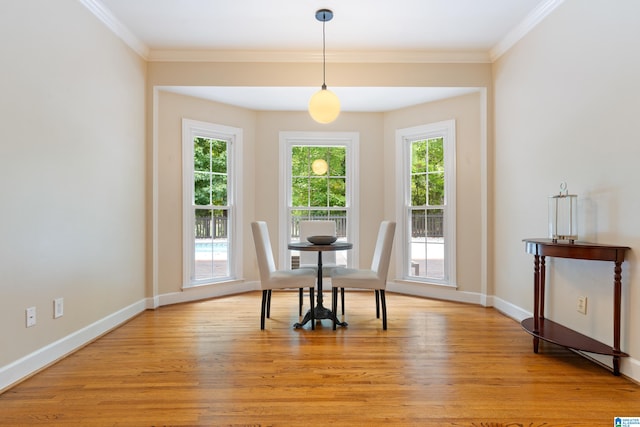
[{"left": 548, "top": 182, "right": 577, "bottom": 243}]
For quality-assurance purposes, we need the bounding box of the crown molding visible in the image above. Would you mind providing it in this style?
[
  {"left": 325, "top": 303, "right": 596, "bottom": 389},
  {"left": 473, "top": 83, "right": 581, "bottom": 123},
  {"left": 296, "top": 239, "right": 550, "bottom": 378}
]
[
  {"left": 147, "top": 49, "right": 491, "bottom": 64},
  {"left": 79, "top": 0, "right": 149, "bottom": 59},
  {"left": 490, "top": 0, "right": 565, "bottom": 61},
  {"left": 82, "top": 0, "right": 561, "bottom": 65}
]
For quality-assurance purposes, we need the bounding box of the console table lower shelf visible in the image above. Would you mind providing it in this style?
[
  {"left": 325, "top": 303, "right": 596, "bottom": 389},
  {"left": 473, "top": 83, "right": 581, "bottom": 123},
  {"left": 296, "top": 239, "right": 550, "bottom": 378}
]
[
  {"left": 522, "top": 238, "right": 630, "bottom": 376},
  {"left": 521, "top": 317, "right": 629, "bottom": 374}
]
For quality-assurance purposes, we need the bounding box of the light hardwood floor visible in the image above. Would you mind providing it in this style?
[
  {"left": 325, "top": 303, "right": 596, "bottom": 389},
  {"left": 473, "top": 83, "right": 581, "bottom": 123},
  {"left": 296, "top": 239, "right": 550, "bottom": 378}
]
[{"left": 1, "top": 291, "right": 638, "bottom": 426}]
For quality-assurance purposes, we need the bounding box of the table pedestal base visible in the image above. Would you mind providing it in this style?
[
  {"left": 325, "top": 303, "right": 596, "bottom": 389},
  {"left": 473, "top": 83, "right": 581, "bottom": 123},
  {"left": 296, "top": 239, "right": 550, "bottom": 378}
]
[{"left": 294, "top": 303, "right": 347, "bottom": 329}]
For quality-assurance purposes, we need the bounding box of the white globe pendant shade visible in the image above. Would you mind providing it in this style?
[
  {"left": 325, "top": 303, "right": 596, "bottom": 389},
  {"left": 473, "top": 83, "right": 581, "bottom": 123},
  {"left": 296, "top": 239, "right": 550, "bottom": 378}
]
[
  {"left": 311, "top": 158, "right": 329, "bottom": 175},
  {"left": 308, "top": 87, "right": 340, "bottom": 124}
]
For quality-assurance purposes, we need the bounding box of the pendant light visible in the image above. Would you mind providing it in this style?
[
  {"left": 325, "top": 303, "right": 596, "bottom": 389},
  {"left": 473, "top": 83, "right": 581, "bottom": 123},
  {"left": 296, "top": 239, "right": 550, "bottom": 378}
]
[
  {"left": 308, "top": 9, "right": 340, "bottom": 124},
  {"left": 311, "top": 158, "right": 329, "bottom": 175}
]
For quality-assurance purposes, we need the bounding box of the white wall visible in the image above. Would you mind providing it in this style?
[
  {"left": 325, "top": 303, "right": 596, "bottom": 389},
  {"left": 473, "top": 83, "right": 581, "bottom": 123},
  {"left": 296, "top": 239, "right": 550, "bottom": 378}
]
[
  {"left": 493, "top": 0, "right": 640, "bottom": 377},
  {"left": 0, "top": 0, "right": 146, "bottom": 387}
]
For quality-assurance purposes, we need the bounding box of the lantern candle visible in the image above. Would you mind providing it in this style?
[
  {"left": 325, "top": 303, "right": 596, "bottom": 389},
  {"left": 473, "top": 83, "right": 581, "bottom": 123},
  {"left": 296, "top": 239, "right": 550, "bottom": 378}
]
[{"left": 548, "top": 182, "right": 577, "bottom": 243}]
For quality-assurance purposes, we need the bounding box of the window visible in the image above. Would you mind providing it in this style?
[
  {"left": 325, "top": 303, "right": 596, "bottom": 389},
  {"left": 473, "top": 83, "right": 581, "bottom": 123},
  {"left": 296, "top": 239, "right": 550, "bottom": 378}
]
[
  {"left": 396, "top": 120, "right": 456, "bottom": 285},
  {"left": 279, "top": 132, "right": 359, "bottom": 269},
  {"left": 182, "top": 119, "right": 242, "bottom": 287}
]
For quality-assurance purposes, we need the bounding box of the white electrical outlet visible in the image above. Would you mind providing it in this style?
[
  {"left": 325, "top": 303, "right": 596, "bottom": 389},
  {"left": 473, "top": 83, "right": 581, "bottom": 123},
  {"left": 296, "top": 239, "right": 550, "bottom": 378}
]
[
  {"left": 54, "top": 298, "right": 64, "bottom": 319},
  {"left": 577, "top": 296, "right": 587, "bottom": 315},
  {"left": 26, "top": 307, "right": 36, "bottom": 327}
]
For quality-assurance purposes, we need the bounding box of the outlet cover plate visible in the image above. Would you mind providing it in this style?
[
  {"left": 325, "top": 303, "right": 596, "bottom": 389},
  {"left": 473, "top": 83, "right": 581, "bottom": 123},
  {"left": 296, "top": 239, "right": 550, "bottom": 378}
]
[
  {"left": 54, "top": 298, "right": 64, "bottom": 318},
  {"left": 577, "top": 296, "right": 587, "bottom": 315},
  {"left": 26, "top": 307, "right": 36, "bottom": 327}
]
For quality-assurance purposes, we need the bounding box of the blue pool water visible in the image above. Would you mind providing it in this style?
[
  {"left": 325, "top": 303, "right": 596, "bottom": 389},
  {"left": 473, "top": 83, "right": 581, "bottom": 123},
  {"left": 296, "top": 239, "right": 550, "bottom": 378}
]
[{"left": 195, "top": 241, "right": 228, "bottom": 255}]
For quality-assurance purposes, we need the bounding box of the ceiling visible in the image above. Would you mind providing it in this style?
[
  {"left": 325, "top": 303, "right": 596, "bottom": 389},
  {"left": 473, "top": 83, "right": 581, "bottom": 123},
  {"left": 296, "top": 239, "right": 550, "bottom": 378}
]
[{"left": 93, "top": 0, "right": 556, "bottom": 112}]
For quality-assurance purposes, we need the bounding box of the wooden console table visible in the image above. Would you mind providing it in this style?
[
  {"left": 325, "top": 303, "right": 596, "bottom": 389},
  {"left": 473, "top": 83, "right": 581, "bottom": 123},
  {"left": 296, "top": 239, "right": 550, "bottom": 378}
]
[{"left": 522, "top": 238, "right": 630, "bottom": 375}]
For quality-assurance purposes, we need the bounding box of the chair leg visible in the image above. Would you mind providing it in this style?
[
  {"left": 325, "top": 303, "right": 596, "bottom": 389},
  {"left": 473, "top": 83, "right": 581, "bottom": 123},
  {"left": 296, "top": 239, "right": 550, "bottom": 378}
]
[
  {"left": 332, "top": 287, "right": 338, "bottom": 330},
  {"left": 260, "top": 290, "right": 268, "bottom": 330},
  {"left": 299, "top": 288, "right": 303, "bottom": 316},
  {"left": 380, "top": 290, "right": 387, "bottom": 330},
  {"left": 340, "top": 288, "right": 345, "bottom": 315},
  {"left": 375, "top": 290, "right": 380, "bottom": 318},
  {"left": 309, "top": 286, "right": 315, "bottom": 330},
  {"left": 266, "top": 289, "right": 272, "bottom": 318}
]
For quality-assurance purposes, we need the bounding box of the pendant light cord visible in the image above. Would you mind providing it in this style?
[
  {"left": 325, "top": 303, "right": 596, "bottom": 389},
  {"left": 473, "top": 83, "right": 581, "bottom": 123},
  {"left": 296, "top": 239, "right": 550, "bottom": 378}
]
[{"left": 322, "top": 18, "right": 327, "bottom": 90}]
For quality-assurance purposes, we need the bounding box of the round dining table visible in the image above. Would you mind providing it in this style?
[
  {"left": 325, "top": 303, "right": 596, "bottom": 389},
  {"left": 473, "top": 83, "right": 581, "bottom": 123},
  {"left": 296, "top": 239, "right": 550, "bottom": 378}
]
[{"left": 287, "top": 241, "right": 352, "bottom": 328}]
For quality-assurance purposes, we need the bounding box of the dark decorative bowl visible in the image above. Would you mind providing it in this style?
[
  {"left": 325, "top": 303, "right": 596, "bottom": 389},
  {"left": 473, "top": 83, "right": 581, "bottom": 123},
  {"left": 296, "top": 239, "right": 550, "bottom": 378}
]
[{"left": 307, "top": 235, "right": 337, "bottom": 245}]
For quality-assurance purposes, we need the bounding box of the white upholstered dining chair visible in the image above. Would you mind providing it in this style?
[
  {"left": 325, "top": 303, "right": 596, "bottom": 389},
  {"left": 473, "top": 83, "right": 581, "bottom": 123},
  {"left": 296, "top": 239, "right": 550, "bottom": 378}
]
[
  {"left": 330, "top": 221, "right": 396, "bottom": 330},
  {"left": 297, "top": 220, "right": 345, "bottom": 315},
  {"left": 251, "top": 221, "right": 317, "bottom": 330}
]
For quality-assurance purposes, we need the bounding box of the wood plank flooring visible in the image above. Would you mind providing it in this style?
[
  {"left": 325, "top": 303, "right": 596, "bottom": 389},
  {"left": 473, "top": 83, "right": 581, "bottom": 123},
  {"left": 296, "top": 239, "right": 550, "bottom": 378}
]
[{"left": 1, "top": 291, "right": 638, "bottom": 426}]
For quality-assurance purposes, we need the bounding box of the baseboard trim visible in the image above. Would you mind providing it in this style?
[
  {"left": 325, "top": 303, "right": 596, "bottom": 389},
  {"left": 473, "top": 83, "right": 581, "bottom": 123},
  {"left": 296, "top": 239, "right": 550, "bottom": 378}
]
[
  {"left": 0, "top": 299, "right": 146, "bottom": 393},
  {"left": 3, "top": 283, "right": 639, "bottom": 391},
  {"left": 157, "top": 280, "right": 259, "bottom": 306},
  {"left": 387, "top": 280, "right": 484, "bottom": 305},
  {"left": 490, "top": 295, "right": 532, "bottom": 321},
  {"left": 622, "top": 356, "right": 640, "bottom": 385}
]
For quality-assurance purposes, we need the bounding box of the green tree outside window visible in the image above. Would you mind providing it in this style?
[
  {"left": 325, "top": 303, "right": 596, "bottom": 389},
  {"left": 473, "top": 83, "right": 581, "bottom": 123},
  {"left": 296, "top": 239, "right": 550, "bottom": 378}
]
[{"left": 291, "top": 146, "right": 346, "bottom": 211}]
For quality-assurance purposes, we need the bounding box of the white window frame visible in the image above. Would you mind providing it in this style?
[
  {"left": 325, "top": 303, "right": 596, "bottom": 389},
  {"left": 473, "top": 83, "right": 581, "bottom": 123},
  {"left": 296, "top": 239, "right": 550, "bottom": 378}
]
[
  {"left": 395, "top": 120, "right": 456, "bottom": 287},
  {"left": 182, "top": 118, "right": 243, "bottom": 288},
  {"left": 279, "top": 131, "right": 360, "bottom": 269}
]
